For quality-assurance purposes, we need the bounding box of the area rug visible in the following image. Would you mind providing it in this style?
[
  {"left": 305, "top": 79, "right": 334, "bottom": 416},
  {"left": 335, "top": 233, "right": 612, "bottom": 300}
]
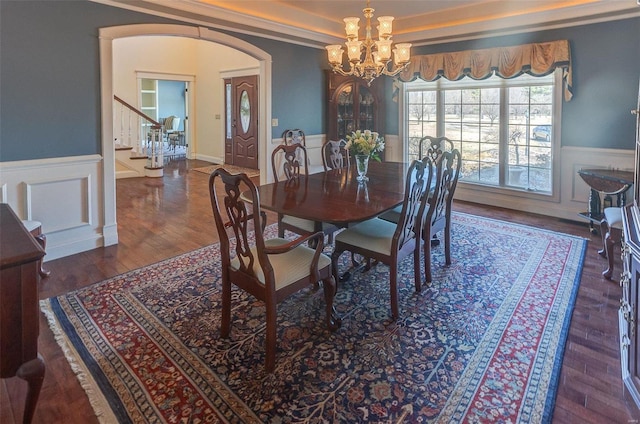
[
  {"left": 41, "top": 213, "right": 586, "bottom": 423},
  {"left": 192, "top": 163, "right": 260, "bottom": 177}
]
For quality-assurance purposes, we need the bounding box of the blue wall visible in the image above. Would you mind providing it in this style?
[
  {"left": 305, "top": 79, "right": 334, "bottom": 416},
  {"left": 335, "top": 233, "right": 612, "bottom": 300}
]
[
  {"left": 0, "top": 0, "right": 327, "bottom": 161},
  {"left": 158, "top": 80, "right": 186, "bottom": 131},
  {"left": 385, "top": 17, "right": 640, "bottom": 149},
  {"left": 1, "top": 1, "right": 638, "bottom": 162}
]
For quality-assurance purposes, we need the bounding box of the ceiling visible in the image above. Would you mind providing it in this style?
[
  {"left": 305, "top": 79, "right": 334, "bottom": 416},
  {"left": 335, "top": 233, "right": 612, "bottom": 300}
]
[{"left": 103, "top": 0, "right": 640, "bottom": 48}]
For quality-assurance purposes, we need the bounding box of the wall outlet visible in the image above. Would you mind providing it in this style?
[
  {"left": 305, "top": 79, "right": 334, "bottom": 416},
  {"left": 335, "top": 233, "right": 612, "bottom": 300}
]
[
  {"left": 215, "top": 114, "right": 220, "bottom": 119},
  {"left": 272, "top": 118, "right": 278, "bottom": 127}
]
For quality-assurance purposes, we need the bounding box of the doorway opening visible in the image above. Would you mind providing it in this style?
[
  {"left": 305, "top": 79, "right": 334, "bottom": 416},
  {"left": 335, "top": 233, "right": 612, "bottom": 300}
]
[
  {"left": 100, "top": 24, "right": 273, "bottom": 247},
  {"left": 138, "top": 73, "right": 193, "bottom": 159}
]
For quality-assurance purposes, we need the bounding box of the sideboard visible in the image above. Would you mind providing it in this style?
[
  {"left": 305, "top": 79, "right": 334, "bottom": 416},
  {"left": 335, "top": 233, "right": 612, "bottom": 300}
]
[{"left": 0, "top": 203, "right": 46, "bottom": 423}]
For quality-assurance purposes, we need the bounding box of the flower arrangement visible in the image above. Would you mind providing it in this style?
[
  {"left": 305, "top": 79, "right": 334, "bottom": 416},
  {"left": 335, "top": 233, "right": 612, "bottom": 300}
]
[{"left": 345, "top": 130, "right": 385, "bottom": 162}]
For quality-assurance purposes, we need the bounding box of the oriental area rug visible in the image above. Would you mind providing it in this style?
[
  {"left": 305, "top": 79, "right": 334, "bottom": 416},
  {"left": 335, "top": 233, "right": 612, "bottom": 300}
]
[{"left": 41, "top": 212, "right": 587, "bottom": 423}]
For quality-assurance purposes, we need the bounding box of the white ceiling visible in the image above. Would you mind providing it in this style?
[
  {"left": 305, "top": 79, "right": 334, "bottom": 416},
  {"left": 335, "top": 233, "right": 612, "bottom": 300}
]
[{"left": 103, "top": 0, "right": 640, "bottom": 48}]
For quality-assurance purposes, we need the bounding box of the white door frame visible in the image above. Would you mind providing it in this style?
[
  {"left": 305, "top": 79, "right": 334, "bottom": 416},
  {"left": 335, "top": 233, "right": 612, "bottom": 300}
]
[{"left": 99, "top": 24, "right": 272, "bottom": 246}]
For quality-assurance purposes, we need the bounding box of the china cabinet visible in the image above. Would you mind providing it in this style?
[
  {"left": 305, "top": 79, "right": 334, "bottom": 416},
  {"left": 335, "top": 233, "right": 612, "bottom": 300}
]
[
  {"left": 326, "top": 72, "right": 385, "bottom": 147},
  {"left": 620, "top": 88, "right": 640, "bottom": 410}
]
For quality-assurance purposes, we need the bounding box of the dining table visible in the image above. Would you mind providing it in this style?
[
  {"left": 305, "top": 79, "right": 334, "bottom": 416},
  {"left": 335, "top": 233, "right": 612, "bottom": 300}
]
[{"left": 256, "top": 160, "right": 410, "bottom": 227}]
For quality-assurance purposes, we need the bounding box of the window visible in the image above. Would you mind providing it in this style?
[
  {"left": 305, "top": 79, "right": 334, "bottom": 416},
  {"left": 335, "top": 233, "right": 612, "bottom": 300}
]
[{"left": 404, "top": 70, "right": 561, "bottom": 196}]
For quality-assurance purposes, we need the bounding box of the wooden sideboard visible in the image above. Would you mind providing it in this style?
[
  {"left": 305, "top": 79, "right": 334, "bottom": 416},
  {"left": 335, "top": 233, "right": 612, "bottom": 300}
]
[{"left": 0, "top": 203, "right": 46, "bottom": 423}]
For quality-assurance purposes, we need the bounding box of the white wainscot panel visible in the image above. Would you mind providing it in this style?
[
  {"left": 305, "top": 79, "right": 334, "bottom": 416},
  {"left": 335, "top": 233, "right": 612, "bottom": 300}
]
[
  {"left": 25, "top": 175, "right": 92, "bottom": 233},
  {"left": 454, "top": 146, "right": 634, "bottom": 223},
  {"left": 0, "top": 155, "right": 104, "bottom": 261}
]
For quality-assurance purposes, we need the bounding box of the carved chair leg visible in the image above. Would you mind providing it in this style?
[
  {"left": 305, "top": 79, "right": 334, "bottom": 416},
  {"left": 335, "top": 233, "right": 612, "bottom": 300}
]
[
  {"left": 322, "top": 276, "right": 341, "bottom": 331},
  {"left": 34, "top": 234, "right": 50, "bottom": 278},
  {"left": 423, "top": 230, "right": 433, "bottom": 285},
  {"left": 220, "top": 278, "right": 232, "bottom": 338},
  {"left": 598, "top": 219, "right": 609, "bottom": 258},
  {"left": 602, "top": 227, "right": 621, "bottom": 280},
  {"left": 389, "top": 262, "right": 399, "bottom": 319},
  {"left": 413, "top": 239, "right": 422, "bottom": 293},
  {"left": 264, "top": 302, "right": 277, "bottom": 373},
  {"left": 16, "top": 355, "right": 45, "bottom": 424}
]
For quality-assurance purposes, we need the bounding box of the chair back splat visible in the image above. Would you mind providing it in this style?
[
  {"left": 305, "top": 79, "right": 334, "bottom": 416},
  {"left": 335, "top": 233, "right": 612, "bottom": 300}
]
[
  {"left": 322, "top": 139, "right": 350, "bottom": 171},
  {"left": 271, "top": 143, "right": 308, "bottom": 182},
  {"left": 209, "top": 168, "right": 340, "bottom": 373},
  {"left": 419, "top": 135, "right": 455, "bottom": 162}
]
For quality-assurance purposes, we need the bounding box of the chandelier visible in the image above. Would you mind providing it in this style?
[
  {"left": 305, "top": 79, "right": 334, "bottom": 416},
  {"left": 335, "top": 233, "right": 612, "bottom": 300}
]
[{"left": 325, "top": 0, "right": 412, "bottom": 86}]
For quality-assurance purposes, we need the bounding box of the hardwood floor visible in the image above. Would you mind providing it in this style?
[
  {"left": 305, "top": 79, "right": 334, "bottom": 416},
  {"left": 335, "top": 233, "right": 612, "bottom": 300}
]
[{"left": 1, "top": 157, "right": 638, "bottom": 423}]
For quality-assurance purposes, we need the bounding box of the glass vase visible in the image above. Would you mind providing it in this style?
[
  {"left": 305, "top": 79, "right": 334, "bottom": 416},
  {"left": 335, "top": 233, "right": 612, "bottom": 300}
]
[{"left": 355, "top": 154, "right": 369, "bottom": 182}]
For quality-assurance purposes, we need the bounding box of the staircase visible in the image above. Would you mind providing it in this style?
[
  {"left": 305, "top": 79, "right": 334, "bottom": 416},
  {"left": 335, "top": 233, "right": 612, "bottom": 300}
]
[{"left": 113, "top": 95, "right": 164, "bottom": 178}]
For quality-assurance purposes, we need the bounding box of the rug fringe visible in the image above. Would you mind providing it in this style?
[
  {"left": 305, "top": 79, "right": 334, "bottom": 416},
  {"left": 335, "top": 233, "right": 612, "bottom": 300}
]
[{"left": 40, "top": 300, "right": 119, "bottom": 424}]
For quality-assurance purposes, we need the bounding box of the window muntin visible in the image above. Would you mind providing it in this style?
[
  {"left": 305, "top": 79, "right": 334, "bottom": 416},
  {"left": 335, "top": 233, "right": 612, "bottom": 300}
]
[{"left": 405, "top": 72, "right": 558, "bottom": 195}]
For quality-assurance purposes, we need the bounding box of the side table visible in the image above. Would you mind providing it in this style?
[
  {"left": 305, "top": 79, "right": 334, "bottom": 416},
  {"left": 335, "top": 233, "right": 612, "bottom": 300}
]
[{"left": 578, "top": 168, "right": 634, "bottom": 234}]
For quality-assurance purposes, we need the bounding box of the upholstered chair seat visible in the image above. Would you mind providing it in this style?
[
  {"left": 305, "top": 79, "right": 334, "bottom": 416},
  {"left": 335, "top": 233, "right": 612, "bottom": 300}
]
[{"left": 230, "top": 237, "right": 332, "bottom": 289}]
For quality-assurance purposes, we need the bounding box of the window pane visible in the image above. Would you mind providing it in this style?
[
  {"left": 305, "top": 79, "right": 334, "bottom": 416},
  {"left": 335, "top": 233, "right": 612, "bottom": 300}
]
[{"left": 405, "top": 71, "right": 556, "bottom": 194}]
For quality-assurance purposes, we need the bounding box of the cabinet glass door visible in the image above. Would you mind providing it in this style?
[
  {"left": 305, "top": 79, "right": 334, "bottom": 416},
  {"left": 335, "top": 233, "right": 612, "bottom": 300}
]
[
  {"left": 359, "top": 85, "right": 375, "bottom": 132},
  {"left": 337, "top": 85, "right": 354, "bottom": 140}
]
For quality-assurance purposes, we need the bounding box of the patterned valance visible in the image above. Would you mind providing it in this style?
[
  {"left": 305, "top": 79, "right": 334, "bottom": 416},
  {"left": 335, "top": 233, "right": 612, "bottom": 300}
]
[{"left": 398, "top": 39, "right": 573, "bottom": 101}]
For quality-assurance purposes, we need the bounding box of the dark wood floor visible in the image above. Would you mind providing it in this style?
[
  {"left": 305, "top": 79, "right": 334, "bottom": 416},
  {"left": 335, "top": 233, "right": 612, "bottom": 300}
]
[{"left": 2, "top": 157, "right": 639, "bottom": 423}]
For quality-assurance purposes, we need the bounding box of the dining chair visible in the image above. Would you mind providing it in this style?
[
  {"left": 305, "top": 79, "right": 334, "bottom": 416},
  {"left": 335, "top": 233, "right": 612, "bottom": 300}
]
[
  {"left": 380, "top": 135, "right": 455, "bottom": 244},
  {"left": 209, "top": 168, "right": 340, "bottom": 373},
  {"left": 421, "top": 149, "right": 462, "bottom": 286},
  {"left": 322, "top": 139, "right": 350, "bottom": 171},
  {"left": 282, "top": 128, "right": 325, "bottom": 174},
  {"left": 271, "top": 143, "right": 340, "bottom": 243},
  {"left": 598, "top": 206, "right": 622, "bottom": 279},
  {"left": 331, "top": 158, "right": 432, "bottom": 319}
]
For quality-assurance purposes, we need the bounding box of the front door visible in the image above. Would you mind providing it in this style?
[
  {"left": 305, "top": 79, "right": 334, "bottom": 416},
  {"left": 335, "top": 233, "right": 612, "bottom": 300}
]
[{"left": 225, "top": 75, "right": 258, "bottom": 169}]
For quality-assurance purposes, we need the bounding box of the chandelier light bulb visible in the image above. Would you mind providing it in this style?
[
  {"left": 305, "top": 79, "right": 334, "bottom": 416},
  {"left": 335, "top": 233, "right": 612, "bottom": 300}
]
[
  {"left": 344, "top": 17, "right": 360, "bottom": 38},
  {"left": 346, "top": 40, "right": 363, "bottom": 62},
  {"left": 393, "top": 43, "right": 412, "bottom": 64},
  {"left": 377, "top": 16, "right": 393, "bottom": 38},
  {"left": 376, "top": 39, "right": 392, "bottom": 61},
  {"left": 326, "top": 45, "right": 344, "bottom": 65}
]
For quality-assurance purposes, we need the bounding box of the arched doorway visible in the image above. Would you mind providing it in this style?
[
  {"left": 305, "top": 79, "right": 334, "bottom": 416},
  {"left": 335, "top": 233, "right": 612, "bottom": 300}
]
[{"left": 99, "top": 24, "right": 272, "bottom": 246}]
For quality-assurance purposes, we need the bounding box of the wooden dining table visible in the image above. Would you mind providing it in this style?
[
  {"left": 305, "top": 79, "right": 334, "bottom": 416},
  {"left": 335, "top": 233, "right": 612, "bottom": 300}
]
[{"left": 256, "top": 160, "right": 409, "bottom": 226}]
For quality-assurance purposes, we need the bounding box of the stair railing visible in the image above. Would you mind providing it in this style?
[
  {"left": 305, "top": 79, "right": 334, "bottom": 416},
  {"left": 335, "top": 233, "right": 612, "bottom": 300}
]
[{"left": 113, "top": 95, "right": 164, "bottom": 169}]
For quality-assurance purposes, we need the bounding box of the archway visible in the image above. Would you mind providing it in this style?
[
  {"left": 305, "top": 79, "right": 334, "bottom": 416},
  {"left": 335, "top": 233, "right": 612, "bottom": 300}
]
[{"left": 99, "top": 24, "right": 272, "bottom": 246}]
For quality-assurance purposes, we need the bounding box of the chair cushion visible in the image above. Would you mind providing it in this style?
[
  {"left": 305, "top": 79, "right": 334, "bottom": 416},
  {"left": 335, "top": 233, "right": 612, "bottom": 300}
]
[
  {"left": 604, "top": 207, "right": 623, "bottom": 229},
  {"left": 230, "top": 238, "right": 331, "bottom": 290},
  {"left": 282, "top": 215, "right": 334, "bottom": 233},
  {"left": 334, "top": 218, "right": 397, "bottom": 255}
]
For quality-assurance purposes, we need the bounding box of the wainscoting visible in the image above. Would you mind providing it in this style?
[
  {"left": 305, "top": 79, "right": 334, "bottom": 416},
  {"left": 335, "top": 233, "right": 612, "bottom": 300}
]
[
  {"left": 0, "top": 155, "right": 108, "bottom": 261},
  {"left": 0, "top": 144, "right": 632, "bottom": 261}
]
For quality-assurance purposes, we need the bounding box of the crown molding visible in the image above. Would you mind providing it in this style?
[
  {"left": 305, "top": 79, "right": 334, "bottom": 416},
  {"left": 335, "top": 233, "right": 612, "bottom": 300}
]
[{"left": 93, "top": 0, "right": 640, "bottom": 49}]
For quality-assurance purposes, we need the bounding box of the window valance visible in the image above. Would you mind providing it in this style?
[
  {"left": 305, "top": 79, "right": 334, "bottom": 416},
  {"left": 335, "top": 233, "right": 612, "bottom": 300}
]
[{"left": 398, "top": 39, "right": 573, "bottom": 101}]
